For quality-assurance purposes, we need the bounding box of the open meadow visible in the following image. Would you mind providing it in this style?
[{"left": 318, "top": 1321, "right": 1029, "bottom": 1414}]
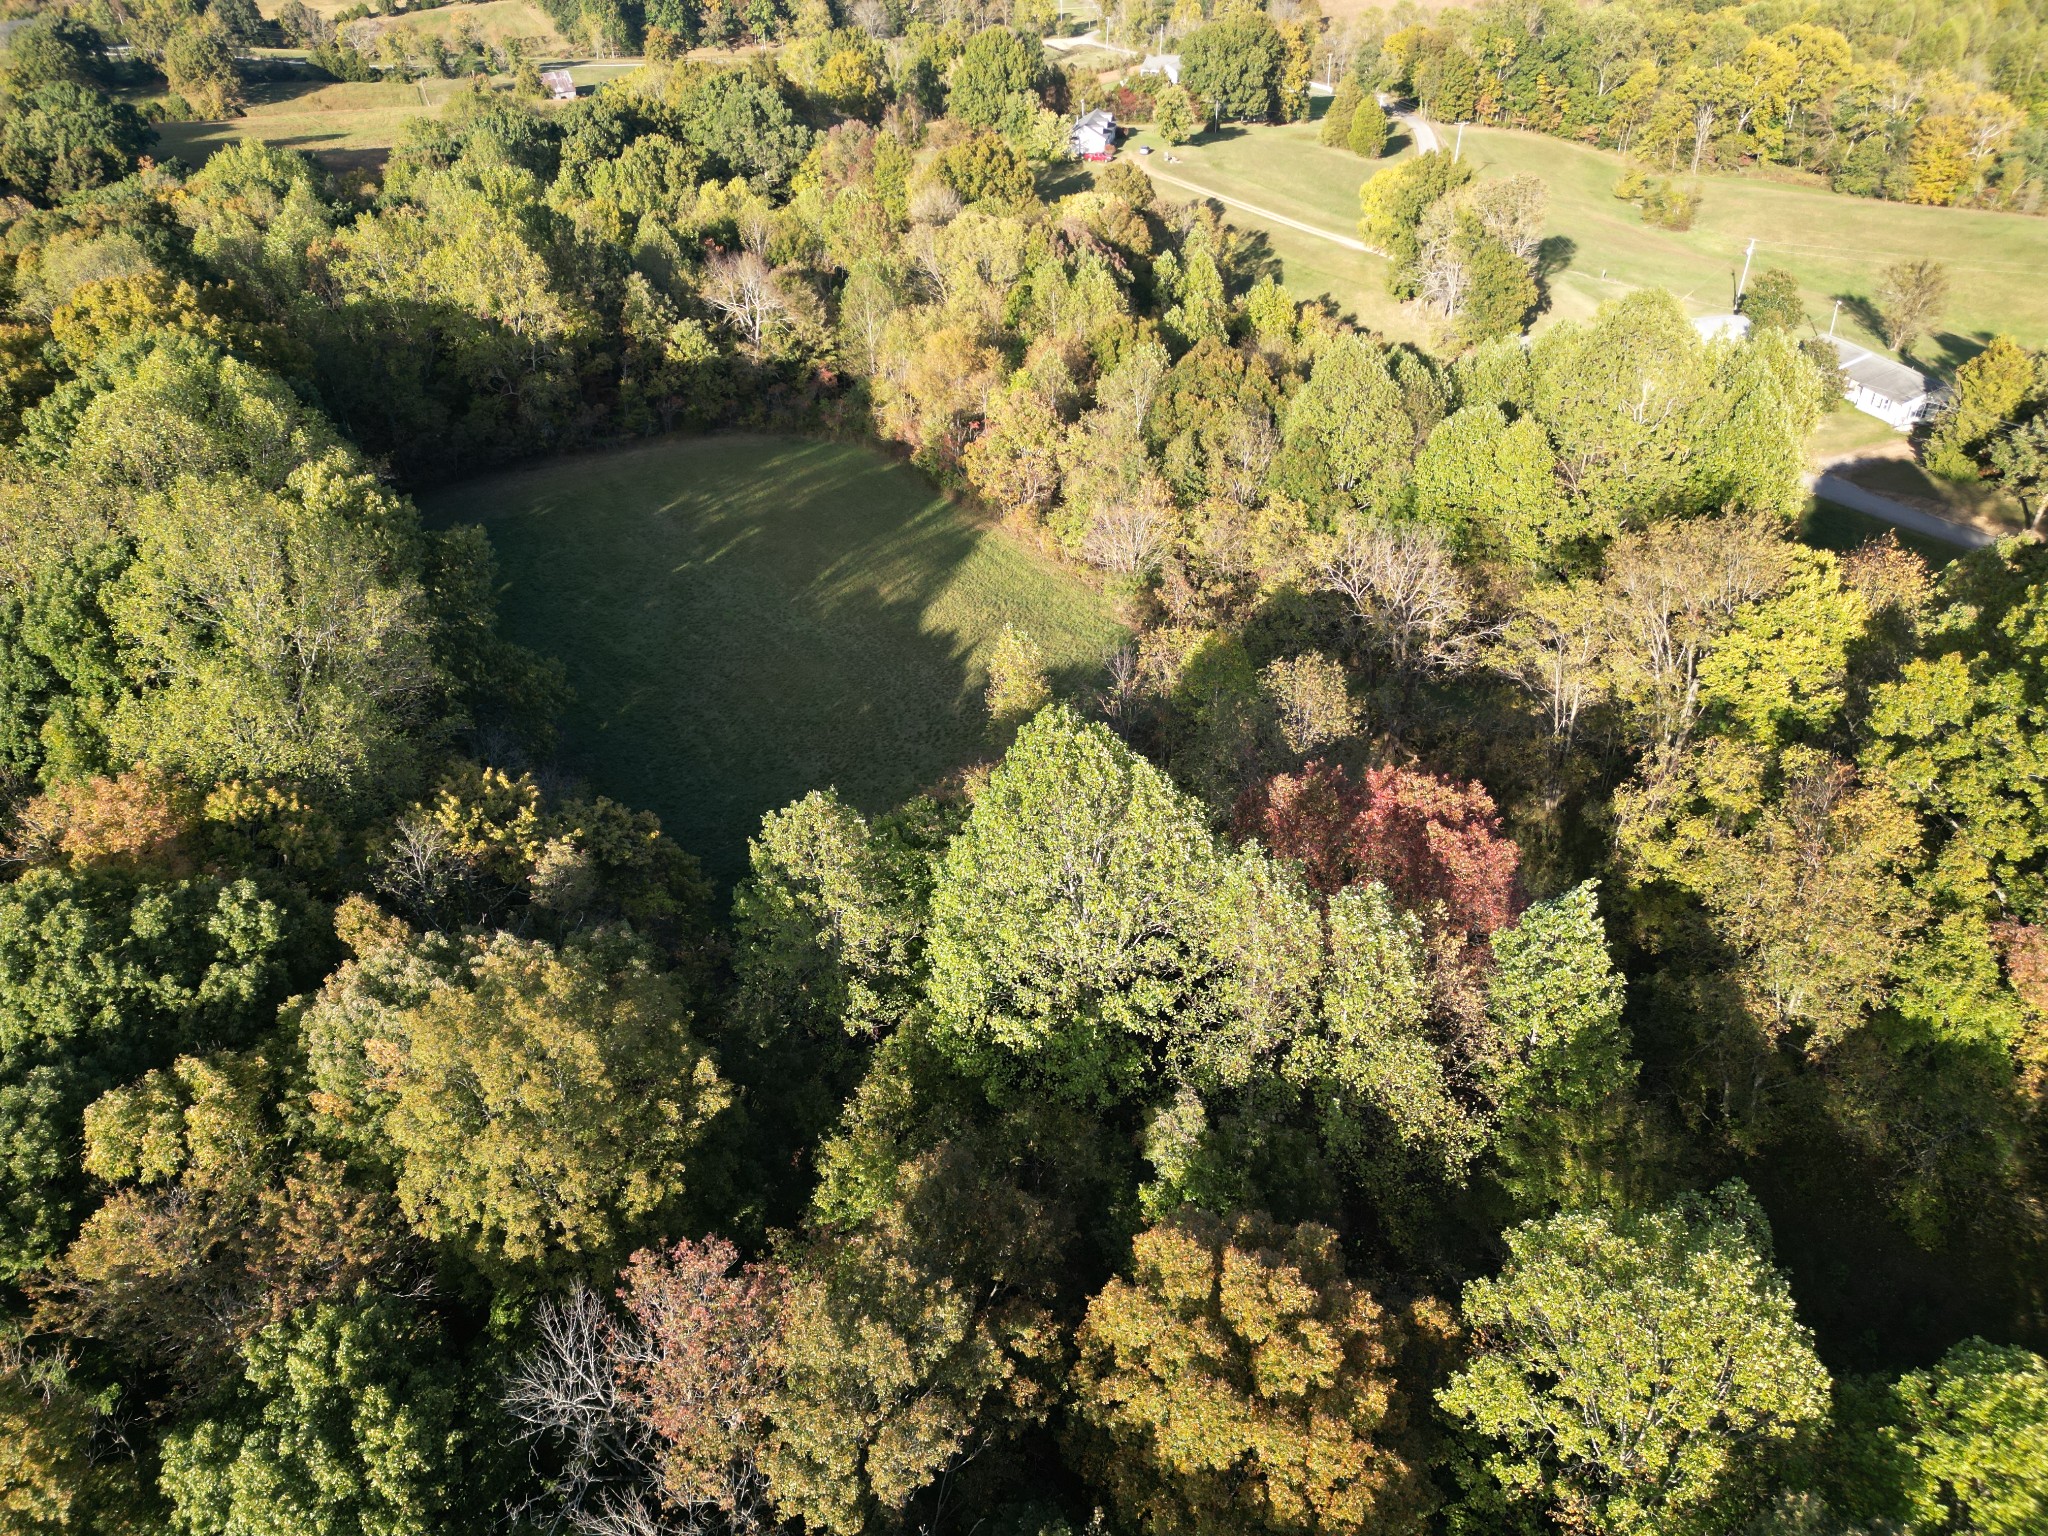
[
  {"left": 425, "top": 435, "right": 1129, "bottom": 879},
  {"left": 1115, "top": 114, "right": 2048, "bottom": 372}
]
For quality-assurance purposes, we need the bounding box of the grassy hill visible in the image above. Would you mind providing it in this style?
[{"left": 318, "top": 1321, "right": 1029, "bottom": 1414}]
[
  {"left": 1112, "top": 114, "right": 2048, "bottom": 372},
  {"left": 425, "top": 436, "right": 1129, "bottom": 880}
]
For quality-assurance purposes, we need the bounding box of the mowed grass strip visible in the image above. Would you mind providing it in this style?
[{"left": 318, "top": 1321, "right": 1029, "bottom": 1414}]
[{"left": 426, "top": 435, "right": 1129, "bottom": 879}]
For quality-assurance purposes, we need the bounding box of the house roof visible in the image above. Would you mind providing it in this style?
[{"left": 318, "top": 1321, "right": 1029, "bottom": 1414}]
[
  {"left": 1692, "top": 313, "right": 1751, "bottom": 342},
  {"left": 1076, "top": 109, "right": 1114, "bottom": 132},
  {"left": 1826, "top": 336, "right": 1931, "bottom": 404}
]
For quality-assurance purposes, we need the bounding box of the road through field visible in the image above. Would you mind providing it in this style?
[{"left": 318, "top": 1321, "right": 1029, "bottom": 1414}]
[{"left": 1134, "top": 163, "right": 1377, "bottom": 253}]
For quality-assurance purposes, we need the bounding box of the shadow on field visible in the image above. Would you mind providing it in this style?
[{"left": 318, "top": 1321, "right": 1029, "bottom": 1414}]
[{"left": 427, "top": 437, "right": 1126, "bottom": 883}]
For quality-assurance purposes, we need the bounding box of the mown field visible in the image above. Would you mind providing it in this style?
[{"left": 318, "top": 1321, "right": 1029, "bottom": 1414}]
[
  {"left": 151, "top": 56, "right": 642, "bottom": 170},
  {"left": 1113, "top": 114, "right": 2048, "bottom": 372},
  {"left": 426, "top": 436, "right": 1129, "bottom": 879}
]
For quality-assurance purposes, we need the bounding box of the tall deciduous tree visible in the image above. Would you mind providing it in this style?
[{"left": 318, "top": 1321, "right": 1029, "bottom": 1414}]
[
  {"left": 1440, "top": 1184, "right": 1829, "bottom": 1535},
  {"left": 1874, "top": 257, "right": 1949, "bottom": 358},
  {"left": 1072, "top": 1209, "right": 1439, "bottom": 1536}
]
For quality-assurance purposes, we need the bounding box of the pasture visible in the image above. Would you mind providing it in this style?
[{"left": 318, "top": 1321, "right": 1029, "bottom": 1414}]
[
  {"left": 1113, "top": 115, "right": 2048, "bottom": 372},
  {"left": 426, "top": 436, "right": 1129, "bottom": 880}
]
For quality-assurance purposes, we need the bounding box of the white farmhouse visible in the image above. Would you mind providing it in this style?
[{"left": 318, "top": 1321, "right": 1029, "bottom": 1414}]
[{"left": 1824, "top": 336, "right": 1941, "bottom": 430}]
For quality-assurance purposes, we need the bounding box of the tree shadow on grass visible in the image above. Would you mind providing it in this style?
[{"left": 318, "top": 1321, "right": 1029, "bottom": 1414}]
[
  {"left": 428, "top": 437, "right": 1128, "bottom": 885},
  {"left": 1832, "top": 292, "right": 1887, "bottom": 344}
]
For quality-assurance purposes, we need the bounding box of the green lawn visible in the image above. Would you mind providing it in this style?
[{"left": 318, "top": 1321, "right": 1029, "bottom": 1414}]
[
  {"left": 1109, "top": 116, "right": 2048, "bottom": 372},
  {"left": 425, "top": 435, "right": 1128, "bottom": 880}
]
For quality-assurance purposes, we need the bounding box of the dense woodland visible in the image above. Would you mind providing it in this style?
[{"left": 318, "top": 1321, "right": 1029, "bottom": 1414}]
[{"left": 2, "top": 3, "right": 2048, "bottom": 1535}]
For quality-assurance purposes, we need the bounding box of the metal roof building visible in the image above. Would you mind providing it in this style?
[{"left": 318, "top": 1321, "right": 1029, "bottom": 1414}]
[{"left": 1824, "top": 336, "right": 1939, "bottom": 430}]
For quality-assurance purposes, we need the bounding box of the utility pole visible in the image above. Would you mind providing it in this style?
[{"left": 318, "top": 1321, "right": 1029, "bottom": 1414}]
[
  {"left": 1454, "top": 120, "right": 1464, "bottom": 160},
  {"left": 1736, "top": 236, "right": 1757, "bottom": 301},
  {"left": 1829, "top": 298, "right": 1841, "bottom": 338}
]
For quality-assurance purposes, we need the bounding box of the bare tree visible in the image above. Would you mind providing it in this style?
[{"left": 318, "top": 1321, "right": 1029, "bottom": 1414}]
[
  {"left": 1467, "top": 172, "right": 1548, "bottom": 264},
  {"left": 1081, "top": 479, "right": 1172, "bottom": 576},
  {"left": 505, "top": 1286, "right": 672, "bottom": 1536},
  {"left": 702, "top": 252, "right": 786, "bottom": 354},
  {"left": 1313, "top": 517, "right": 1485, "bottom": 679}
]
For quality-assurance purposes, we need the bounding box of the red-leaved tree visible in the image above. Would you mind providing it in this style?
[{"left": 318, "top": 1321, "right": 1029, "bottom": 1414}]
[
  {"left": 618, "top": 1237, "right": 786, "bottom": 1533},
  {"left": 1237, "top": 761, "right": 1522, "bottom": 936}
]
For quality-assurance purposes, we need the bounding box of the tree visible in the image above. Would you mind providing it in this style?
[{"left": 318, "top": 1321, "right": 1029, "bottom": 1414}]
[
  {"left": 1348, "top": 92, "right": 1390, "bottom": 156},
  {"left": 1987, "top": 416, "right": 2048, "bottom": 529},
  {"left": 163, "top": 20, "right": 244, "bottom": 118},
  {"left": 924, "top": 706, "right": 1321, "bottom": 1104},
  {"left": 1359, "top": 150, "right": 1474, "bottom": 270},
  {"left": 301, "top": 911, "right": 729, "bottom": 1277},
  {"left": 0, "top": 866, "right": 300, "bottom": 1279},
  {"left": 1874, "top": 258, "right": 1949, "bottom": 358},
  {"left": 1924, "top": 335, "right": 2034, "bottom": 480},
  {"left": 1867, "top": 539, "right": 2048, "bottom": 924},
  {"left": 1439, "top": 1185, "right": 1829, "bottom": 1535},
  {"left": 1741, "top": 266, "right": 1804, "bottom": 332},
  {"left": 1153, "top": 82, "right": 1196, "bottom": 146},
  {"left": 1072, "top": 1210, "right": 1438, "bottom": 1536},
  {"left": 1179, "top": 14, "right": 1286, "bottom": 124},
  {"left": 1458, "top": 227, "right": 1539, "bottom": 343},
  {"left": 1235, "top": 760, "right": 1521, "bottom": 937},
  {"left": 763, "top": 1142, "right": 1071, "bottom": 1535},
  {"left": 160, "top": 1294, "right": 477, "bottom": 1536},
  {"left": 984, "top": 625, "right": 1050, "bottom": 745},
  {"left": 946, "top": 27, "right": 1040, "bottom": 133},
  {"left": 677, "top": 67, "right": 813, "bottom": 188},
  {"left": 1865, "top": 1340, "right": 2048, "bottom": 1536},
  {"left": 0, "top": 81, "right": 149, "bottom": 203},
  {"left": 1413, "top": 405, "right": 1573, "bottom": 567},
  {"left": 1320, "top": 75, "right": 1361, "bottom": 147}
]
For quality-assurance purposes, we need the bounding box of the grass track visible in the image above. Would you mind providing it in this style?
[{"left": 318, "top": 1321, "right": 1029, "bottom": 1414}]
[{"left": 425, "top": 435, "right": 1128, "bottom": 879}]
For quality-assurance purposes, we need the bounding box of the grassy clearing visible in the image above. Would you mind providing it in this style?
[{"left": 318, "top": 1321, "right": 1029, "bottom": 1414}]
[
  {"left": 1801, "top": 497, "right": 1961, "bottom": 567},
  {"left": 1106, "top": 119, "right": 1431, "bottom": 345},
  {"left": 153, "top": 78, "right": 455, "bottom": 171},
  {"left": 1115, "top": 113, "right": 2048, "bottom": 373},
  {"left": 425, "top": 435, "right": 1129, "bottom": 880}
]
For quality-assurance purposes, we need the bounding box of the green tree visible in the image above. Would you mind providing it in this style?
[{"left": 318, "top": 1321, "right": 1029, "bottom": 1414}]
[
  {"left": 763, "top": 1141, "right": 1070, "bottom": 1535},
  {"left": 1413, "top": 404, "right": 1574, "bottom": 567},
  {"left": 163, "top": 19, "right": 243, "bottom": 118},
  {"left": 1869, "top": 1340, "right": 2048, "bottom": 1536},
  {"left": 0, "top": 81, "right": 148, "bottom": 203},
  {"left": 924, "top": 706, "right": 1321, "bottom": 1106},
  {"left": 984, "top": 624, "right": 1051, "bottom": 746},
  {"left": 1358, "top": 150, "right": 1473, "bottom": 271},
  {"left": 1072, "top": 1209, "right": 1437, "bottom": 1536},
  {"left": 1874, "top": 257, "right": 1949, "bottom": 358},
  {"left": 301, "top": 911, "right": 728, "bottom": 1278},
  {"left": 1741, "top": 266, "right": 1805, "bottom": 332},
  {"left": 1319, "top": 75, "right": 1360, "bottom": 147},
  {"left": 946, "top": 26, "right": 1040, "bottom": 133},
  {"left": 1867, "top": 539, "right": 2048, "bottom": 923},
  {"left": 1179, "top": 14, "right": 1286, "bottom": 124},
  {"left": 1440, "top": 1185, "right": 1829, "bottom": 1535},
  {"left": 1348, "top": 92, "right": 1390, "bottom": 157},
  {"left": 1458, "top": 228, "right": 1538, "bottom": 343},
  {"left": 1924, "top": 335, "right": 2034, "bottom": 480},
  {"left": 1152, "top": 82, "right": 1196, "bottom": 146},
  {"left": 0, "top": 865, "right": 300, "bottom": 1278},
  {"left": 677, "top": 67, "right": 813, "bottom": 188},
  {"left": 1276, "top": 333, "right": 1415, "bottom": 513},
  {"left": 1987, "top": 415, "right": 2048, "bottom": 530},
  {"left": 159, "top": 1294, "right": 477, "bottom": 1536}
]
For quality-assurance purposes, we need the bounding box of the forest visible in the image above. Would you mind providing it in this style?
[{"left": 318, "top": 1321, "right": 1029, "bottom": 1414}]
[{"left": 1, "top": 1, "right": 2047, "bottom": 1534}]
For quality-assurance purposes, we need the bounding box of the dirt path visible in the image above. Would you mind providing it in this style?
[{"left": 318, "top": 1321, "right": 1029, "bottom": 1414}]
[{"left": 1133, "top": 163, "right": 1380, "bottom": 255}]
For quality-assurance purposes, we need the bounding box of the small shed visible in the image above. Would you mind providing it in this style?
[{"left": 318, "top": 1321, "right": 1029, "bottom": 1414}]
[
  {"left": 1139, "top": 52, "right": 1181, "bottom": 85},
  {"left": 1071, "top": 109, "right": 1117, "bottom": 161},
  {"left": 539, "top": 68, "right": 577, "bottom": 101},
  {"left": 1825, "top": 336, "right": 1939, "bottom": 430}
]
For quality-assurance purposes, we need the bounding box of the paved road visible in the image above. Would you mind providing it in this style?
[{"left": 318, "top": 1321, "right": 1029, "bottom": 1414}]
[
  {"left": 1380, "top": 96, "right": 1441, "bottom": 154},
  {"left": 1134, "top": 163, "right": 1379, "bottom": 254},
  {"left": 1808, "top": 472, "right": 1996, "bottom": 549}
]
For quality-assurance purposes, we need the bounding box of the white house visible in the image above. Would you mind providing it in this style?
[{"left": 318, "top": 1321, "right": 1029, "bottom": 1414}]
[
  {"left": 1071, "top": 109, "right": 1117, "bottom": 161},
  {"left": 1824, "top": 336, "right": 1940, "bottom": 430},
  {"left": 1692, "top": 315, "right": 1940, "bottom": 431},
  {"left": 1138, "top": 53, "right": 1181, "bottom": 85},
  {"left": 539, "top": 68, "right": 577, "bottom": 101}
]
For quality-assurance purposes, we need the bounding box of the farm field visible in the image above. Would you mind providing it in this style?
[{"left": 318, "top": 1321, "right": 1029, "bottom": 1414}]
[
  {"left": 1110, "top": 115, "right": 2048, "bottom": 373},
  {"left": 426, "top": 436, "right": 1129, "bottom": 880},
  {"left": 152, "top": 57, "right": 642, "bottom": 170}
]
